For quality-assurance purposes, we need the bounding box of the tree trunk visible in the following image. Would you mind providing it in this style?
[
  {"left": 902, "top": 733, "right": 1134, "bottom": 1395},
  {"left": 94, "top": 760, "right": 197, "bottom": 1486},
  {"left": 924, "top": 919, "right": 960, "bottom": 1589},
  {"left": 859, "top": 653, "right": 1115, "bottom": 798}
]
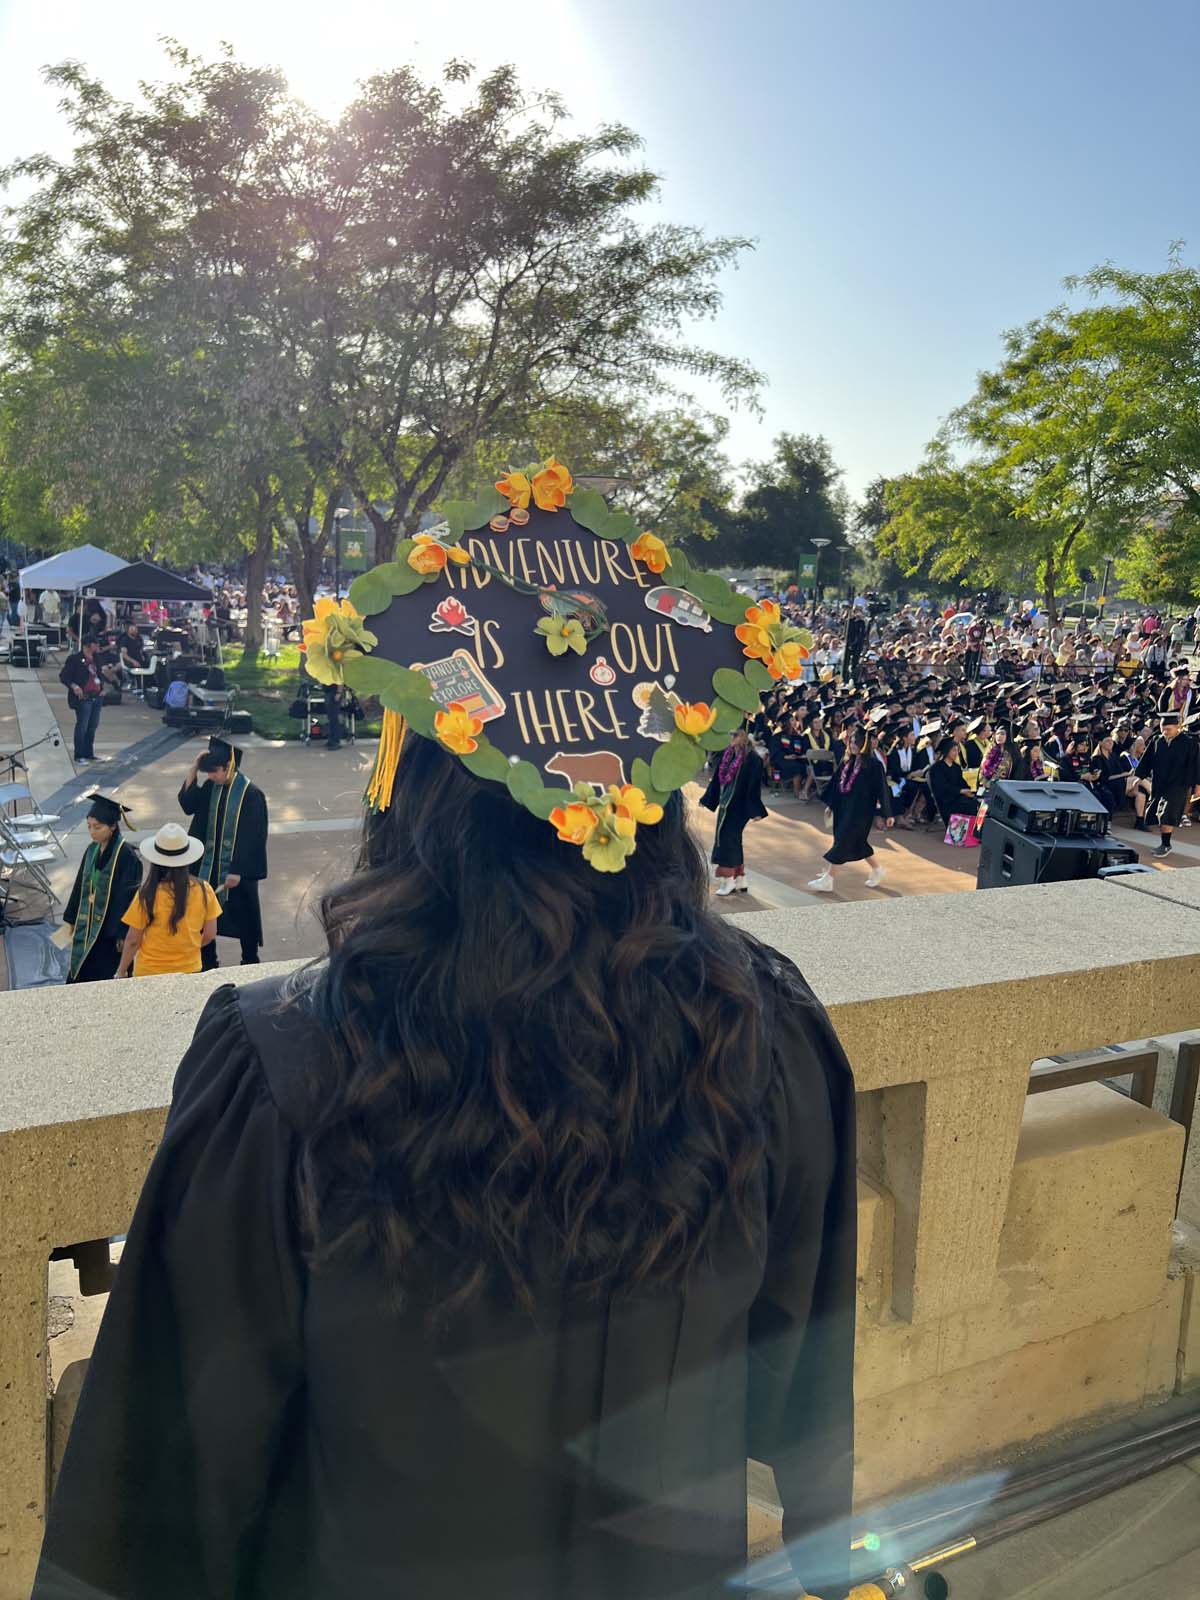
[
  {"left": 1043, "top": 553, "right": 1058, "bottom": 629},
  {"left": 365, "top": 502, "right": 396, "bottom": 566},
  {"left": 242, "top": 509, "right": 274, "bottom": 662}
]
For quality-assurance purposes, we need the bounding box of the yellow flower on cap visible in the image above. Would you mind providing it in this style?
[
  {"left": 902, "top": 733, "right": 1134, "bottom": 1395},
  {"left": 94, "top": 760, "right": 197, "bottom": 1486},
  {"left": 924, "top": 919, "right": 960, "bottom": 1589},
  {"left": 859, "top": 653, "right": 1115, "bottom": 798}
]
[
  {"left": 301, "top": 597, "right": 378, "bottom": 685},
  {"left": 582, "top": 826, "right": 635, "bottom": 872},
  {"left": 608, "top": 784, "right": 664, "bottom": 826},
  {"left": 630, "top": 532, "right": 672, "bottom": 575},
  {"left": 408, "top": 534, "right": 471, "bottom": 575},
  {"left": 768, "top": 641, "right": 809, "bottom": 681},
  {"left": 734, "top": 621, "right": 774, "bottom": 663},
  {"left": 496, "top": 470, "right": 532, "bottom": 510},
  {"left": 531, "top": 457, "right": 574, "bottom": 511},
  {"left": 674, "top": 701, "right": 717, "bottom": 737},
  {"left": 549, "top": 802, "right": 599, "bottom": 845},
  {"left": 433, "top": 701, "right": 483, "bottom": 755}
]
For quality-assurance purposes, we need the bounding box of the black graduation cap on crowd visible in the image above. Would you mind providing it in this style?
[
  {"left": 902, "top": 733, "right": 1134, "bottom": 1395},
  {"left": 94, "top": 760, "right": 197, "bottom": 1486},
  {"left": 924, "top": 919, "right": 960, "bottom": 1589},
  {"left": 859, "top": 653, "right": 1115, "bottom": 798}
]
[{"left": 86, "top": 791, "right": 132, "bottom": 827}]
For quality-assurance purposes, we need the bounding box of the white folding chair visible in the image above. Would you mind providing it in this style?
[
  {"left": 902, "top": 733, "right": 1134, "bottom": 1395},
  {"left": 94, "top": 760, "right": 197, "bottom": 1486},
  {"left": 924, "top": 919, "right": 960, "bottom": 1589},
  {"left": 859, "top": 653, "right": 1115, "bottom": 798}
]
[
  {"left": 0, "top": 780, "right": 67, "bottom": 857},
  {"left": 0, "top": 812, "right": 58, "bottom": 912}
]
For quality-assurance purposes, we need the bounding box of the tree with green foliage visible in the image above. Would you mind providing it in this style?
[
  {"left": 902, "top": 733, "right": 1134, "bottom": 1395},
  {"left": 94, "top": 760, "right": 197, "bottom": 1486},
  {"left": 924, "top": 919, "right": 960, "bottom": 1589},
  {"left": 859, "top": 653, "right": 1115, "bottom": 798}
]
[
  {"left": 696, "top": 432, "right": 847, "bottom": 577},
  {"left": 880, "top": 305, "right": 1160, "bottom": 624},
  {"left": 0, "top": 46, "right": 757, "bottom": 646}
]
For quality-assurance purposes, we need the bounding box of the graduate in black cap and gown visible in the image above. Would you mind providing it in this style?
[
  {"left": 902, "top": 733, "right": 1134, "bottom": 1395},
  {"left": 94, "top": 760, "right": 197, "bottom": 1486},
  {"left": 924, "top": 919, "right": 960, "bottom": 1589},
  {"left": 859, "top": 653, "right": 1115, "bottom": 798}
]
[
  {"left": 177, "top": 736, "right": 269, "bottom": 964},
  {"left": 37, "top": 461, "right": 855, "bottom": 1600},
  {"left": 62, "top": 793, "right": 141, "bottom": 983},
  {"left": 1145, "top": 712, "right": 1200, "bottom": 858}
]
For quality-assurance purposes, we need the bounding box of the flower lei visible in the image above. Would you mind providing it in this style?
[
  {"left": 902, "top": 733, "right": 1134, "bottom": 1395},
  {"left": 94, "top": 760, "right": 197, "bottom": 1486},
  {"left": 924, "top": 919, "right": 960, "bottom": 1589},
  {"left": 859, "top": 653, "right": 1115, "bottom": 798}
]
[{"left": 838, "top": 756, "right": 862, "bottom": 795}]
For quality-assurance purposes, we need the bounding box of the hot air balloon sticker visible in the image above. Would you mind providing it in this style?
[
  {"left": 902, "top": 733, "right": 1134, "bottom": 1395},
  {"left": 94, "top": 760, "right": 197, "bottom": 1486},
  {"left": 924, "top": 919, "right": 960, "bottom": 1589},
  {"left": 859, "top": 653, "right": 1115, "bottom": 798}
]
[{"left": 644, "top": 586, "right": 712, "bottom": 632}]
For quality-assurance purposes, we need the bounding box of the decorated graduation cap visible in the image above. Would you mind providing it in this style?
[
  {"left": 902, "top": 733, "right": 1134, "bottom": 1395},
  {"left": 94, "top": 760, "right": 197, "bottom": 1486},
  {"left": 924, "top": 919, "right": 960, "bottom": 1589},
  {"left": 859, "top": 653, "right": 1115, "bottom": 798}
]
[
  {"left": 300, "top": 457, "right": 813, "bottom": 872},
  {"left": 86, "top": 791, "right": 131, "bottom": 827}
]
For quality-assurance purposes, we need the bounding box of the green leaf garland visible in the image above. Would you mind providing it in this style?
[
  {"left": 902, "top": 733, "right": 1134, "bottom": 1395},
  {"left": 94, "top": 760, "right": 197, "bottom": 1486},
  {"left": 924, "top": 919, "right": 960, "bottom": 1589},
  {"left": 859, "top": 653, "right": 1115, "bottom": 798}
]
[
  {"left": 651, "top": 730, "right": 706, "bottom": 791},
  {"left": 712, "top": 667, "right": 761, "bottom": 714}
]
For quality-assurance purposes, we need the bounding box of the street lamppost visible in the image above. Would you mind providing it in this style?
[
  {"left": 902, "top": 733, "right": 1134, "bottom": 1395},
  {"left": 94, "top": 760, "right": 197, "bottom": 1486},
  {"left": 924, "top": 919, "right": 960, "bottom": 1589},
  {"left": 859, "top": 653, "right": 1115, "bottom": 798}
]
[
  {"left": 332, "top": 507, "right": 350, "bottom": 599},
  {"left": 838, "top": 542, "right": 851, "bottom": 603},
  {"left": 810, "top": 538, "right": 831, "bottom": 623},
  {"left": 1099, "top": 552, "right": 1116, "bottom": 623}
]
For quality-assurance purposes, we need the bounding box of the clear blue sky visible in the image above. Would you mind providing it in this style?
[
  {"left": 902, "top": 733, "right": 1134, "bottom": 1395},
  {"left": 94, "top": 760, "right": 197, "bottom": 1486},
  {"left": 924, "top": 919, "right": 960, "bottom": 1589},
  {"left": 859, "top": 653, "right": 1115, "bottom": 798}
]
[{"left": 2, "top": 0, "right": 1197, "bottom": 499}]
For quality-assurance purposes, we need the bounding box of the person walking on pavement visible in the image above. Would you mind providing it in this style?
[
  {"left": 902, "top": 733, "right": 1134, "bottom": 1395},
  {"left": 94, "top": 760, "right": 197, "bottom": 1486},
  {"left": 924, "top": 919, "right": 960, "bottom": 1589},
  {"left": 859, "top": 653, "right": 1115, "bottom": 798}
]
[
  {"left": 1145, "top": 713, "right": 1200, "bottom": 859},
  {"left": 59, "top": 638, "right": 106, "bottom": 765},
  {"left": 178, "top": 737, "right": 269, "bottom": 965}
]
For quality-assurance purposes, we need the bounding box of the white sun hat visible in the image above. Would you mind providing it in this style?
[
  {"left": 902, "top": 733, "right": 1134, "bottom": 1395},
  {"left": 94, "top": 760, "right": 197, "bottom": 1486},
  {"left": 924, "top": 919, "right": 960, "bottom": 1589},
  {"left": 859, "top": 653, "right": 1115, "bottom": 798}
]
[{"left": 138, "top": 821, "right": 204, "bottom": 868}]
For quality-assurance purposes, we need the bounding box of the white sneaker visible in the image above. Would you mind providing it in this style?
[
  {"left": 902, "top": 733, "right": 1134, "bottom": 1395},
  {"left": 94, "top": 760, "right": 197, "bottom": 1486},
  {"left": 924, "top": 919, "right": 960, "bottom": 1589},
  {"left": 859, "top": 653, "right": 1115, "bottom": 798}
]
[
  {"left": 715, "top": 879, "right": 736, "bottom": 897},
  {"left": 807, "top": 870, "right": 834, "bottom": 893},
  {"left": 865, "top": 863, "right": 886, "bottom": 888}
]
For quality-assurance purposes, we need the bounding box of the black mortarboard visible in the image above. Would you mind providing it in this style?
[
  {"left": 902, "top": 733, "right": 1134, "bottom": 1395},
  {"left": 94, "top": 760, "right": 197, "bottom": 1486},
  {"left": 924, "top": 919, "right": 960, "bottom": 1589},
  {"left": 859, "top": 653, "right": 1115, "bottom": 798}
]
[
  {"left": 86, "top": 791, "right": 131, "bottom": 827},
  {"left": 205, "top": 736, "right": 242, "bottom": 769},
  {"left": 301, "top": 461, "right": 816, "bottom": 868}
]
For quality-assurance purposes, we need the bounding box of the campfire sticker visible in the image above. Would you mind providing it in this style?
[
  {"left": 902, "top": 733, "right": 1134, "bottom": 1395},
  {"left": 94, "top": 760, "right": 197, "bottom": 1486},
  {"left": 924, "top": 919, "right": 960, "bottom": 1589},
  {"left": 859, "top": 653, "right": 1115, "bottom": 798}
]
[{"left": 429, "top": 595, "right": 477, "bottom": 636}]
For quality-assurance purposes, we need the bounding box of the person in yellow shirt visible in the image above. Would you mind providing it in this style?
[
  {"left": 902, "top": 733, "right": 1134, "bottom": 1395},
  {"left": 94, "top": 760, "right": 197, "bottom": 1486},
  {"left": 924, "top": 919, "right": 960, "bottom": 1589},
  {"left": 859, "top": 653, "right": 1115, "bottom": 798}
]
[{"left": 116, "top": 823, "right": 221, "bottom": 978}]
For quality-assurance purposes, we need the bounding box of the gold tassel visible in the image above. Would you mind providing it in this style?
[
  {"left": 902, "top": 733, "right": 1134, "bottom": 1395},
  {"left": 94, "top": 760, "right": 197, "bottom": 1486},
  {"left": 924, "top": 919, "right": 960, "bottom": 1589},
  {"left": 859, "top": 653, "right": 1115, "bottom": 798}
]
[{"left": 366, "top": 708, "right": 406, "bottom": 812}]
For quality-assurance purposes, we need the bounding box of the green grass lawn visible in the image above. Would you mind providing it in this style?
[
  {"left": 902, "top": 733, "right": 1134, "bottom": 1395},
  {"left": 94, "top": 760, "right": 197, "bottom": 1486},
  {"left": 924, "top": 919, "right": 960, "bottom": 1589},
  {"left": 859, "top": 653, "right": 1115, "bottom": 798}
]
[{"left": 223, "top": 644, "right": 382, "bottom": 740}]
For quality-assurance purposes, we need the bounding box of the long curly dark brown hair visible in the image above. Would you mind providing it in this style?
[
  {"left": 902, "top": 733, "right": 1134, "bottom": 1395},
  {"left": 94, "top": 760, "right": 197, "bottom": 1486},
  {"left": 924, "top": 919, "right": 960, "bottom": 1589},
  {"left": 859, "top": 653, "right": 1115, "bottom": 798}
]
[{"left": 301, "top": 733, "right": 772, "bottom": 1314}]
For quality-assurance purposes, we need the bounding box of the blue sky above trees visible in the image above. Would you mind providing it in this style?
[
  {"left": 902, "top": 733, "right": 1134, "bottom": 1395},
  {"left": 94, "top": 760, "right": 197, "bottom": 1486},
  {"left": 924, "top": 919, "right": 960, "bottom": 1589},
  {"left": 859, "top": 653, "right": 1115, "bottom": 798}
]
[{"left": 2, "top": 0, "right": 1196, "bottom": 496}]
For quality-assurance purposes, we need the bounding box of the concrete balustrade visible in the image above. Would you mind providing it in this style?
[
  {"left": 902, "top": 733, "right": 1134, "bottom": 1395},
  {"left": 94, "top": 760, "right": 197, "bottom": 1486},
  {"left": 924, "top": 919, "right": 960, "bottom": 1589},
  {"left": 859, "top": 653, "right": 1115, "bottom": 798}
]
[{"left": 3, "top": 877, "right": 1200, "bottom": 1596}]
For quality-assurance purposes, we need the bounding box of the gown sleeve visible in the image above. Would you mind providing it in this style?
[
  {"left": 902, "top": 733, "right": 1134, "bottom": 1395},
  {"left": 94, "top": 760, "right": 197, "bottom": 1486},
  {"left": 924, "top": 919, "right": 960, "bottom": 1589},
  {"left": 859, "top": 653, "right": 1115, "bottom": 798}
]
[
  {"left": 34, "top": 985, "right": 305, "bottom": 1600},
  {"left": 102, "top": 845, "right": 143, "bottom": 942},
  {"left": 746, "top": 965, "right": 857, "bottom": 1600},
  {"left": 62, "top": 856, "right": 86, "bottom": 927}
]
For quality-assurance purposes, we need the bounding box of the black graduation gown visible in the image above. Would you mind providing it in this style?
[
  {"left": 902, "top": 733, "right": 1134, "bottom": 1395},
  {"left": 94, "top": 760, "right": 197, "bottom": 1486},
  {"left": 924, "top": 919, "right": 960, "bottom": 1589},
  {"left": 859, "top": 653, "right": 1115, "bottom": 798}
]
[
  {"left": 62, "top": 836, "right": 142, "bottom": 984},
  {"left": 35, "top": 960, "right": 857, "bottom": 1600},
  {"left": 699, "top": 750, "right": 769, "bottom": 868},
  {"left": 1146, "top": 732, "right": 1200, "bottom": 827},
  {"left": 821, "top": 756, "right": 890, "bottom": 863},
  {"left": 178, "top": 775, "right": 269, "bottom": 949}
]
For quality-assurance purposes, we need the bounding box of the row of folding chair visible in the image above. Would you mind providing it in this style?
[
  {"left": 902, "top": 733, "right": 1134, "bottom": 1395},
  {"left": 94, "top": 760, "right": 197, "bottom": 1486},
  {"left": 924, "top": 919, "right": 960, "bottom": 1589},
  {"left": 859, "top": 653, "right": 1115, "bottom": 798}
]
[{"left": 0, "top": 810, "right": 58, "bottom": 923}]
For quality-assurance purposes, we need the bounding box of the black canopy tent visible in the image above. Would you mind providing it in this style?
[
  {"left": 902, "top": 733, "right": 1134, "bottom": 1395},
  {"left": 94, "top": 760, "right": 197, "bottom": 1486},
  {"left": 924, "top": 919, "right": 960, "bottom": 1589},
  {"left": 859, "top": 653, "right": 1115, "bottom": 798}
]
[
  {"left": 87, "top": 561, "right": 210, "bottom": 603},
  {"left": 78, "top": 561, "right": 216, "bottom": 669}
]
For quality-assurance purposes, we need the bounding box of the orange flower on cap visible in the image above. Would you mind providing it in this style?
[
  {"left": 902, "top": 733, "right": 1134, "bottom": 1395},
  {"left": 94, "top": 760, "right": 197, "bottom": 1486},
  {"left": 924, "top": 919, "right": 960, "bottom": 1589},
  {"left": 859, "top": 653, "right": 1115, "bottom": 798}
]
[
  {"left": 549, "top": 802, "right": 599, "bottom": 845},
  {"left": 433, "top": 701, "right": 483, "bottom": 755},
  {"left": 743, "top": 599, "right": 781, "bottom": 629},
  {"left": 630, "top": 532, "right": 672, "bottom": 575},
  {"left": 531, "top": 457, "right": 574, "bottom": 511},
  {"left": 495, "top": 469, "right": 532, "bottom": 510},
  {"left": 734, "top": 621, "right": 774, "bottom": 663},
  {"left": 674, "top": 702, "right": 718, "bottom": 737},
  {"left": 408, "top": 534, "right": 471, "bottom": 575}
]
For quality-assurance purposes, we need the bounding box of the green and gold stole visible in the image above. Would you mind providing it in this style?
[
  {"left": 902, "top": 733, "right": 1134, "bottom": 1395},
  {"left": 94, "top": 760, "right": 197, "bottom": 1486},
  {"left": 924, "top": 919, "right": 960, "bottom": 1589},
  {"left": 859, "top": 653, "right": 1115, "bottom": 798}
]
[
  {"left": 68, "top": 836, "right": 129, "bottom": 980},
  {"left": 200, "top": 770, "right": 249, "bottom": 903}
]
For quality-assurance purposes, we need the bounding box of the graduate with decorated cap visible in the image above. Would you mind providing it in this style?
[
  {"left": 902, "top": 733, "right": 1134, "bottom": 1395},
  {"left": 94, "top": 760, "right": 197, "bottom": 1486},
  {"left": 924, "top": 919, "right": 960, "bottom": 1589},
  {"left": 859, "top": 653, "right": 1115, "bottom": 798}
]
[
  {"left": 38, "top": 458, "right": 856, "bottom": 1600},
  {"left": 177, "top": 733, "right": 269, "bottom": 965},
  {"left": 62, "top": 792, "right": 141, "bottom": 983}
]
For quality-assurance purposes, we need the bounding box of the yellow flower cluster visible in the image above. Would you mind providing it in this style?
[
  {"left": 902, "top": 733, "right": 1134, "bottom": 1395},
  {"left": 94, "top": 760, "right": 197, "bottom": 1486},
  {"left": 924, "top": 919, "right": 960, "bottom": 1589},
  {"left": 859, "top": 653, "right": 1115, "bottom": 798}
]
[
  {"left": 495, "top": 457, "right": 575, "bottom": 514},
  {"left": 300, "top": 598, "right": 378, "bottom": 686},
  {"left": 734, "top": 599, "right": 814, "bottom": 681},
  {"left": 549, "top": 783, "right": 664, "bottom": 873}
]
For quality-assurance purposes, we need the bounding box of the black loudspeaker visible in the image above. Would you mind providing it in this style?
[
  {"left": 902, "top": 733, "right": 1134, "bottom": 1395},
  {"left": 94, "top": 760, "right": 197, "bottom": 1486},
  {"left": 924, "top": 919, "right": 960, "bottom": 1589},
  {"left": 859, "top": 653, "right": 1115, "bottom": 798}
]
[
  {"left": 986, "top": 779, "right": 1110, "bottom": 838},
  {"left": 977, "top": 816, "right": 1138, "bottom": 889}
]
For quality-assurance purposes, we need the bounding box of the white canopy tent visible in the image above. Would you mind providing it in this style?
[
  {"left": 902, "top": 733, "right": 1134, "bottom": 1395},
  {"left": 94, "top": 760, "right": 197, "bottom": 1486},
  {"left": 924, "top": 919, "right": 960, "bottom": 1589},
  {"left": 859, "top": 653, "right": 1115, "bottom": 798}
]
[{"left": 19, "top": 544, "right": 127, "bottom": 592}]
